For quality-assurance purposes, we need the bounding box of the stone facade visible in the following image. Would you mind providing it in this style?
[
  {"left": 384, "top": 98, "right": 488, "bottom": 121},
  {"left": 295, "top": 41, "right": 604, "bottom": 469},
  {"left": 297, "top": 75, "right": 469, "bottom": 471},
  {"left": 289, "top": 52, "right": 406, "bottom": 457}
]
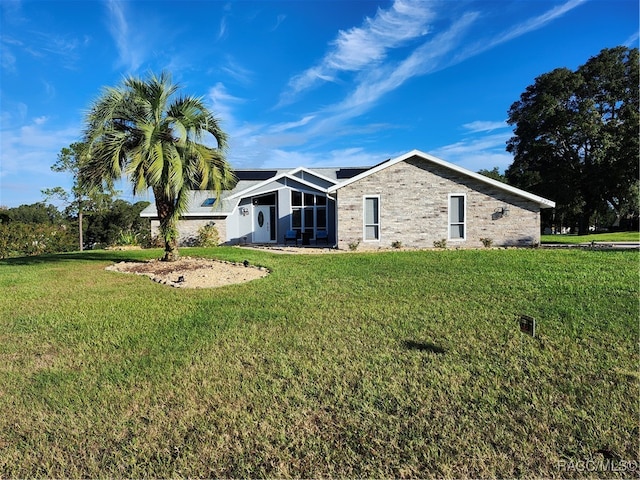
[
  {"left": 335, "top": 156, "right": 541, "bottom": 250},
  {"left": 151, "top": 217, "right": 227, "bottom": 247}
]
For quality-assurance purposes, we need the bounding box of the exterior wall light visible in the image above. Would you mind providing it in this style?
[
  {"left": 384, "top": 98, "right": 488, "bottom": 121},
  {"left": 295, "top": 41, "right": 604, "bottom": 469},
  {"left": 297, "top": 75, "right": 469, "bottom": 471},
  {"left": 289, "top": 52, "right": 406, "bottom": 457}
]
[
  {"left": 240, "top": 207, "right": 249, "bottom": 216},
  {"left": 494, "top": 206, "right": 510, "bottom": 218}
]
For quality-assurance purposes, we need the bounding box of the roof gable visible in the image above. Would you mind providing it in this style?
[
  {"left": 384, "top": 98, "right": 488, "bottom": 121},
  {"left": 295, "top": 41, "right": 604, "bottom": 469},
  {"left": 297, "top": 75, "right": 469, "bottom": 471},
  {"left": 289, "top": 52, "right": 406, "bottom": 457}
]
[
  {"left": 328, "top": 149, "right": 555, "bottom": 208},
  {"left": 228, "top": 166, "right": 337, "bottom": 200}
]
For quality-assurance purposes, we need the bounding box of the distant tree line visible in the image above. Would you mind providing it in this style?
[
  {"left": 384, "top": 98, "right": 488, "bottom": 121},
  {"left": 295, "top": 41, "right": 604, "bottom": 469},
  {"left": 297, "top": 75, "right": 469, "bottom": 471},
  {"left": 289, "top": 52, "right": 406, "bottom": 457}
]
[{"left": 0, "top": 199, "right": 150, "bottom": 259}]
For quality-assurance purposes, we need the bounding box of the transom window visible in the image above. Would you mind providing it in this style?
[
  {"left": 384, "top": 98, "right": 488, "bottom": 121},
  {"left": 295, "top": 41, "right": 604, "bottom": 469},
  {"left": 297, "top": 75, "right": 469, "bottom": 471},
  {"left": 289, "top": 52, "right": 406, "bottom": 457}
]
[
  {"left": 449, "top": 194, "right": 466, "bottom": 240},
  {"left": 363, "top": 196, "right": 380, "bottom": 241}
]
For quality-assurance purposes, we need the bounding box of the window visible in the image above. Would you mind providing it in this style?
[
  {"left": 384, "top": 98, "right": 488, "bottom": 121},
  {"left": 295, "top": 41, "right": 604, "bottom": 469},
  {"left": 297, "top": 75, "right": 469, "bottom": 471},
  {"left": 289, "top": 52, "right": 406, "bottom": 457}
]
[
  {"left": 364, "top": 196, "right": 380, "bottom": 241},
  {"left": 201, "top": 198, "right": 216, "bottom": 207},
  {"left": 449, "top": 194, "right": 466, "bottom": 240},
  {"left": 291, "top": 191, "right": 328, "bottom": 238}
]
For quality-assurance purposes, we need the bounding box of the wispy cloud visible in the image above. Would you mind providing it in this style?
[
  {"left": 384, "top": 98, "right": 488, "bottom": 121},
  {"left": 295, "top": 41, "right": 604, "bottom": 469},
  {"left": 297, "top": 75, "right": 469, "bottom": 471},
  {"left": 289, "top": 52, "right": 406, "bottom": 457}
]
[
  {"left": 432, "top": 131, "right": 514, "bottom": 172},
  {"left": 220, "top": 56, "right": 253, "bottom": 85},
  {"left": 279, "top": 0, "right": 435, "bottom": 106},
  {"left": 105, "top": 0, "right": 145, "bottom": 72},
  {"left": 451, "top": 0, "right": 586, "bottom": 64},
  {"left": 462, "top": 121, "right": 508, "bottom": 133},
  {"left": 0, "top": 115, "right": 80, "bottom": 205},
  {"left": 624, "top": 31, "right": 639, "bottom": 47},
  {"left": 1, "top": 28, "right": 88, "bottom": 72},
  {"left": 271, "top": 14, "right": 286, "bottom": 32},
  {"left": 266, "top": 0, "right": 586, "bottom": 169}
]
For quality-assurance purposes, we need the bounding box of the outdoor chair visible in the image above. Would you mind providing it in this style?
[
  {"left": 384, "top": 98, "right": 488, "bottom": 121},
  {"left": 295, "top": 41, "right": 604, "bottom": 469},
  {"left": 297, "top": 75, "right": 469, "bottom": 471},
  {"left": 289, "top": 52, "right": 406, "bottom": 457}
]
[
  {"left": 284, "top": 230, "right": 299, "bottom": 245},
  {"left": 316, "top": 230, "right": 329, "bottom": 244}
]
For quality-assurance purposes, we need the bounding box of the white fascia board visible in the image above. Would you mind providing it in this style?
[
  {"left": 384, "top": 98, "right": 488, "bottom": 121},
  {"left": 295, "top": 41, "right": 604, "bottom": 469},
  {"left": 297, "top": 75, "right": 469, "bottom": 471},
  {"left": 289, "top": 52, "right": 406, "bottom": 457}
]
[
  {"left": 328, "top": 149, "right": 556, "bottom": 209},
  {"left": 228, "top": 169, "right": 330, "bottom": 200},
  {"left": 141, "top": 210, "right": 234, "bottom": 218},
  {"left": 140, "top": 200, "right": 239, "bottom": 218}
]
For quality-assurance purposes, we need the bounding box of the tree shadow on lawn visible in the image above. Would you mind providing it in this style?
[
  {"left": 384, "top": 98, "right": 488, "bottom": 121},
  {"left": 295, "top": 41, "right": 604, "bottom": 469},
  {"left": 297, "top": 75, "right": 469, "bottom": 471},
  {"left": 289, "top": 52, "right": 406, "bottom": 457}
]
[
  {"left": 0, "top": 250, "right": 161, "bottom": 267},
  {"left": 402, "top": 340, "right": 446, "bottom": 354}
]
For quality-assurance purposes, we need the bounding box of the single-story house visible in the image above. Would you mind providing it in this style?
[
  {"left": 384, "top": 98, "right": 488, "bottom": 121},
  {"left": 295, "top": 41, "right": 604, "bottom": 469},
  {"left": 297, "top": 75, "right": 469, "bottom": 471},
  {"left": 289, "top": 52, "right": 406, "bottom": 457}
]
[{"left": 140, "top": 149, "right": 555, "bottom": 249}]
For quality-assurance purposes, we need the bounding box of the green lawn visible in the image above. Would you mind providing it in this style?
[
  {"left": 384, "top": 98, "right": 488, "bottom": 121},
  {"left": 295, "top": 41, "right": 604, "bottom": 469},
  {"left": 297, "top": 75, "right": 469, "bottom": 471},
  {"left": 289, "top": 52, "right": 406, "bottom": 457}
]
[
  {"left": 1, "top": 248, "right": 638, "bottom": 478},
  {"left": 542, "top": 230, "right": 640, "bottom": 244}
]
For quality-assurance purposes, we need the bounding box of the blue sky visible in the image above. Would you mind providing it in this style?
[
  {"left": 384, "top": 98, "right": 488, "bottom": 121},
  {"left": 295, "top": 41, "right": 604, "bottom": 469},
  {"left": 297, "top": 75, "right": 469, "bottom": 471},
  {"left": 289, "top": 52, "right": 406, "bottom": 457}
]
[{"left": 1, "top": 0, "right": 638, "bottom": 208}]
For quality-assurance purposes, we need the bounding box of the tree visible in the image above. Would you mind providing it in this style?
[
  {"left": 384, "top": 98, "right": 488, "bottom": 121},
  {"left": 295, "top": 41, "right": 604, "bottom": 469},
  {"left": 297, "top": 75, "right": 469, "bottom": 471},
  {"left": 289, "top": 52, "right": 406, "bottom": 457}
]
[
  {"left": 477, "top": 167, "right": 508, "bottom": 184},
  {"left": 506, "top": 46, "right": 639, "bottom": 234},
  {"left": 42, "top": 142, "right": 115, "bottom": 251},
  {"left": 5, "top": 202, "right": 64, "bottom": 224},
  {"left": 81, "top": 72, "right": 234, "bottom": 260},
  {"left": 85, "top": 200, "right": 150, "bottom": 247}
]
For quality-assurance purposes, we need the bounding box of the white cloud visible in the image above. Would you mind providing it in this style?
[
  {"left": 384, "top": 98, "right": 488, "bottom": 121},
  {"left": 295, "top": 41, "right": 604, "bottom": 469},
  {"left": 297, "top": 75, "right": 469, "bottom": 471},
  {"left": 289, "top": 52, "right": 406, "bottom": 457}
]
[
  {"left": 280, "top": 0, "right": 435, "bottom": 105},
  {"left": 624, "top": 31, "right": 639, "bottom": 47},
  {"left": 0, "top": 116, "right": 81, "bottom": 205},
  {"left": 462, "top": 121, "right": 508, "bottom": 133},
  {"left": 451, "top": 0, "right": 586, "bottom": 65},
  {"left": 220, "top": 57, "right": 253, "bottom": 85},
  {"left": 105, "top": 0, "right": 145, "bottom": 72},
  {"left": 271, "top": 14, "right": 286, "bottom": 32},
  {"left": 432, "top": 132, "right": 514, "bottom": 172}
]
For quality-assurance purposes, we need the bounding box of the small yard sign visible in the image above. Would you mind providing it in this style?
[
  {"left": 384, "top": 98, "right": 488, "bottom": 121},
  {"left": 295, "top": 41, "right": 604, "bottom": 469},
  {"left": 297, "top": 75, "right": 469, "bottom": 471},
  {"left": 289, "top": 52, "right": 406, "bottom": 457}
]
[{"left": 519, "top": 315, "right": 536, "bottom": 337}]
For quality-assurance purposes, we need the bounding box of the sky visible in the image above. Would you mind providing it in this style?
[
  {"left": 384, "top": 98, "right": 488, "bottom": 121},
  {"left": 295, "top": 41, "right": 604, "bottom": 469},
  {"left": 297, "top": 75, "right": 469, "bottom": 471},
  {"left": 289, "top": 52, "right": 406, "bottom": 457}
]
[{"left": 1, "top": 0, "right": 638, "bottom": 208}]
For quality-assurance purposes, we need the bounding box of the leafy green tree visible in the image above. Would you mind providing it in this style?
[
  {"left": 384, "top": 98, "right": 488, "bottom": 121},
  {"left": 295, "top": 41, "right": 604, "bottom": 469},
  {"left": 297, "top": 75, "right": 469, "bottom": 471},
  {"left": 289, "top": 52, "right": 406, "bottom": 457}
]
[
  {"left": 42, "top": 142, "right": 115, "bottom": 251},
  {"left": 477, "top": 167, "right": 508, "bottom": 184},
  {"left": 5, "top": 202, "right": 64, "bottom": 224},
  {"left": 506, "top": 46, "right": 639, "bottom": 234},
  {"left": 81, "top": 72, "right": 234, "bottom": 261},
  {"left": 85, "top": 200, "right": 150, "bottom": 248}
]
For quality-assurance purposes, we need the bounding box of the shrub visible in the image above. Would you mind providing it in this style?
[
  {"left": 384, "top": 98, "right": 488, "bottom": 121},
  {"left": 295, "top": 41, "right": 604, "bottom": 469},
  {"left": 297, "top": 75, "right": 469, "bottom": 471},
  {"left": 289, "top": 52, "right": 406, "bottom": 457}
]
[
  {"left": 480, "top": 237, "right": 493, "bottom": 248},
  {"left": 433, "top": 239, "right": 447, "bottom": 248},
  {"left": 197, "top": 224, "right": 220, "bottom": 247},
  {"left": 391, "top": 240, "right": 402, "bottom": 249},
  {"left": 115, "top": 230, "right": 139, "bottom": 246},
  {"left": 0, "top": 222, "right": 76, "bottom": 258},
  {"left": 348, "top": 240, "right": 360, "bottom": 251}
]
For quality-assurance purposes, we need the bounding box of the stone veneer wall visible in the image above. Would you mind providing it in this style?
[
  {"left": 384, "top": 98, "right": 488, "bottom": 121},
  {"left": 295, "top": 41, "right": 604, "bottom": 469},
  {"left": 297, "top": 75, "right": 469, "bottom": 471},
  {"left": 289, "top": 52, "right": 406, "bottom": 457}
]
[
  {"left": 335, "top": 156, "right": 542, "bottom": 250},
  {"left": 150, "top": 217, "right": 227, "bottom": 247}
]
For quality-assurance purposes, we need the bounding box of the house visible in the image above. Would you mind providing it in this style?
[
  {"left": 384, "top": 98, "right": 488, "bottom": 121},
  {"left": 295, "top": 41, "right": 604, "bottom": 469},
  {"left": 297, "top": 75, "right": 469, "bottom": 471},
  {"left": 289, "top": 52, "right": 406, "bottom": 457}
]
[{"left": 140, "top": 149, "right": 555, "bottom": 249}]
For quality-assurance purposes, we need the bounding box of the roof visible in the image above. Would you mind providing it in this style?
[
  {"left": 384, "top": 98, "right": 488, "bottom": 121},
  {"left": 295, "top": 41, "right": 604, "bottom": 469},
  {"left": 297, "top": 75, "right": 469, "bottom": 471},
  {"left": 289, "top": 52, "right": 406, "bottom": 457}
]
[
  {"left": 140, "top": 150, "right": 556, "bottom": 218},
  {"left": 139, "top": 166, "right": 367, "bottom": 218},
  {"left": 327, "top": 149, "right": 556, "bottom": 209}
]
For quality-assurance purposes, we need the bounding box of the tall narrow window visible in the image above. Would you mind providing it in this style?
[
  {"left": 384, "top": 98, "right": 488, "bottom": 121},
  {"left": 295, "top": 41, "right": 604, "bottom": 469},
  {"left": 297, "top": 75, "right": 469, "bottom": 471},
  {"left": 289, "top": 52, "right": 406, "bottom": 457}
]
[
  {"left": 364, "top": 196, "right": 380, "bottom": 241},
  {"left": 449, "top": 194, "right": 465, "bottom": 240}
]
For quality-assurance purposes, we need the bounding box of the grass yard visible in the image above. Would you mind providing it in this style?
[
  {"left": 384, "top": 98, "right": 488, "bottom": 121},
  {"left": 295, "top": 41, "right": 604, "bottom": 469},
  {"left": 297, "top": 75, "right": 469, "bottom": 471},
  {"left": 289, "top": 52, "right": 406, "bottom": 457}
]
[
  {"left": 542, "top": 231, "right": 640, "bottom": 244},
  {"left": 0, "top": 248, "right": 638, "bottom": 478}
]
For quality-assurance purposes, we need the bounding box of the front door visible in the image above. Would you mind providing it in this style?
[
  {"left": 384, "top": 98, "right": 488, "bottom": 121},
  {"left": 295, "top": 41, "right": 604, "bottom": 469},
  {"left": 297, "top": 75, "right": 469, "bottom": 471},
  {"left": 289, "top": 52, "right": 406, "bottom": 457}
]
[{"left": 253, "top": 205, "right": 272, "bottom": 243}]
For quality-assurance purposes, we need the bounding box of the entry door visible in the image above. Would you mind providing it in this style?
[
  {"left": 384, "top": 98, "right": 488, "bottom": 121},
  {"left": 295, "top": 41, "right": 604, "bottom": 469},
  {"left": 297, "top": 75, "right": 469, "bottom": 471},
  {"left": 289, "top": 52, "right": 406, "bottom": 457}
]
[{"left": 253, "top": 206, "right": 272, "bottom": 243}]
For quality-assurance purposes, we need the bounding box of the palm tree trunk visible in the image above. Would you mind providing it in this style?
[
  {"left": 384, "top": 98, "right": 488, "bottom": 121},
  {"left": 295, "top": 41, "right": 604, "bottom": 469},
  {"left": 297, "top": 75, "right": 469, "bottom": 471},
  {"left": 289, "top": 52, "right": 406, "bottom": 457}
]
[{"left": 154, "top": 189, "right": 180, "bottom": 261}]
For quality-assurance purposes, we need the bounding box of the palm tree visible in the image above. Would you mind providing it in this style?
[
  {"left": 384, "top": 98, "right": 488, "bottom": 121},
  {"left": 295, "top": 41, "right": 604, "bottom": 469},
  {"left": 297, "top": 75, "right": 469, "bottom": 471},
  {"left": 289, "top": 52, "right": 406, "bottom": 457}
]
[{"left": 81, "top": 72, "right": 234, "bottom": 261}]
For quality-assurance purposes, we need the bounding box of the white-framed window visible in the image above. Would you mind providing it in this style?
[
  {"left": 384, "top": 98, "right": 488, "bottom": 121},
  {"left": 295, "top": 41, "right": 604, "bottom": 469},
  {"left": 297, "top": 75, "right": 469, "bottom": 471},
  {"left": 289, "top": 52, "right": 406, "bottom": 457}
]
[
  {"left": 448, "top": 193, "right": 466, "bottom": 240},
  {"left": 291, "top": 191, "right": 327, "bottom": 239},
  {"left": 363, "top": 195, "right": 380, "bottom": 241}
]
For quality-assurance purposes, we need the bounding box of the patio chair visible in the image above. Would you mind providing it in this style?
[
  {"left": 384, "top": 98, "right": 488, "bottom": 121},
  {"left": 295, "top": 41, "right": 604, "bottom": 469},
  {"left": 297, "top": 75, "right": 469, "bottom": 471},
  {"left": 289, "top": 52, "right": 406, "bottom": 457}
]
[
  {"left": 284, "top": 230, "right": 299, "bottom": 245},
  {"left": 316, "top": 230, "right": 329, "bottom": 244}
]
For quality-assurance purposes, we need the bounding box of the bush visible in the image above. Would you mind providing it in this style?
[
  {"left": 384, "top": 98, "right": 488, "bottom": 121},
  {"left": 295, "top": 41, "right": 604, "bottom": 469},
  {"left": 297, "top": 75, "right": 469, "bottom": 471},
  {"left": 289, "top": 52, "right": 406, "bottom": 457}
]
[
  {"left": 391, "top": 240, "right": 402, "bottom": 249},
  {"left": 433, "top": 239, "right": 447, "bottom": 248},
  {"left": 197, "top": 224, "right": 220, "bottom": 247},
  {"left": 480, "top": 237, "right": 493, "bottom": 248},
  {"left": 348, "top": 240, "right": 360, "bottom": 251},
  {"left": 115, "top": 230, "right": 139, "bottom": 246},
  {"left": 0, "top": 222, "right": 76, "bottom": 258}
]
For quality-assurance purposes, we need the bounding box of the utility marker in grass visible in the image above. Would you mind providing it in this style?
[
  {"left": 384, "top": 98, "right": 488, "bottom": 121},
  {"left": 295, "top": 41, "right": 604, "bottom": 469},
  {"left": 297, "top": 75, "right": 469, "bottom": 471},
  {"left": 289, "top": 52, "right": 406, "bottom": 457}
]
[{"left": 519, "top": 315, "right": 536, "bottom": 337}]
